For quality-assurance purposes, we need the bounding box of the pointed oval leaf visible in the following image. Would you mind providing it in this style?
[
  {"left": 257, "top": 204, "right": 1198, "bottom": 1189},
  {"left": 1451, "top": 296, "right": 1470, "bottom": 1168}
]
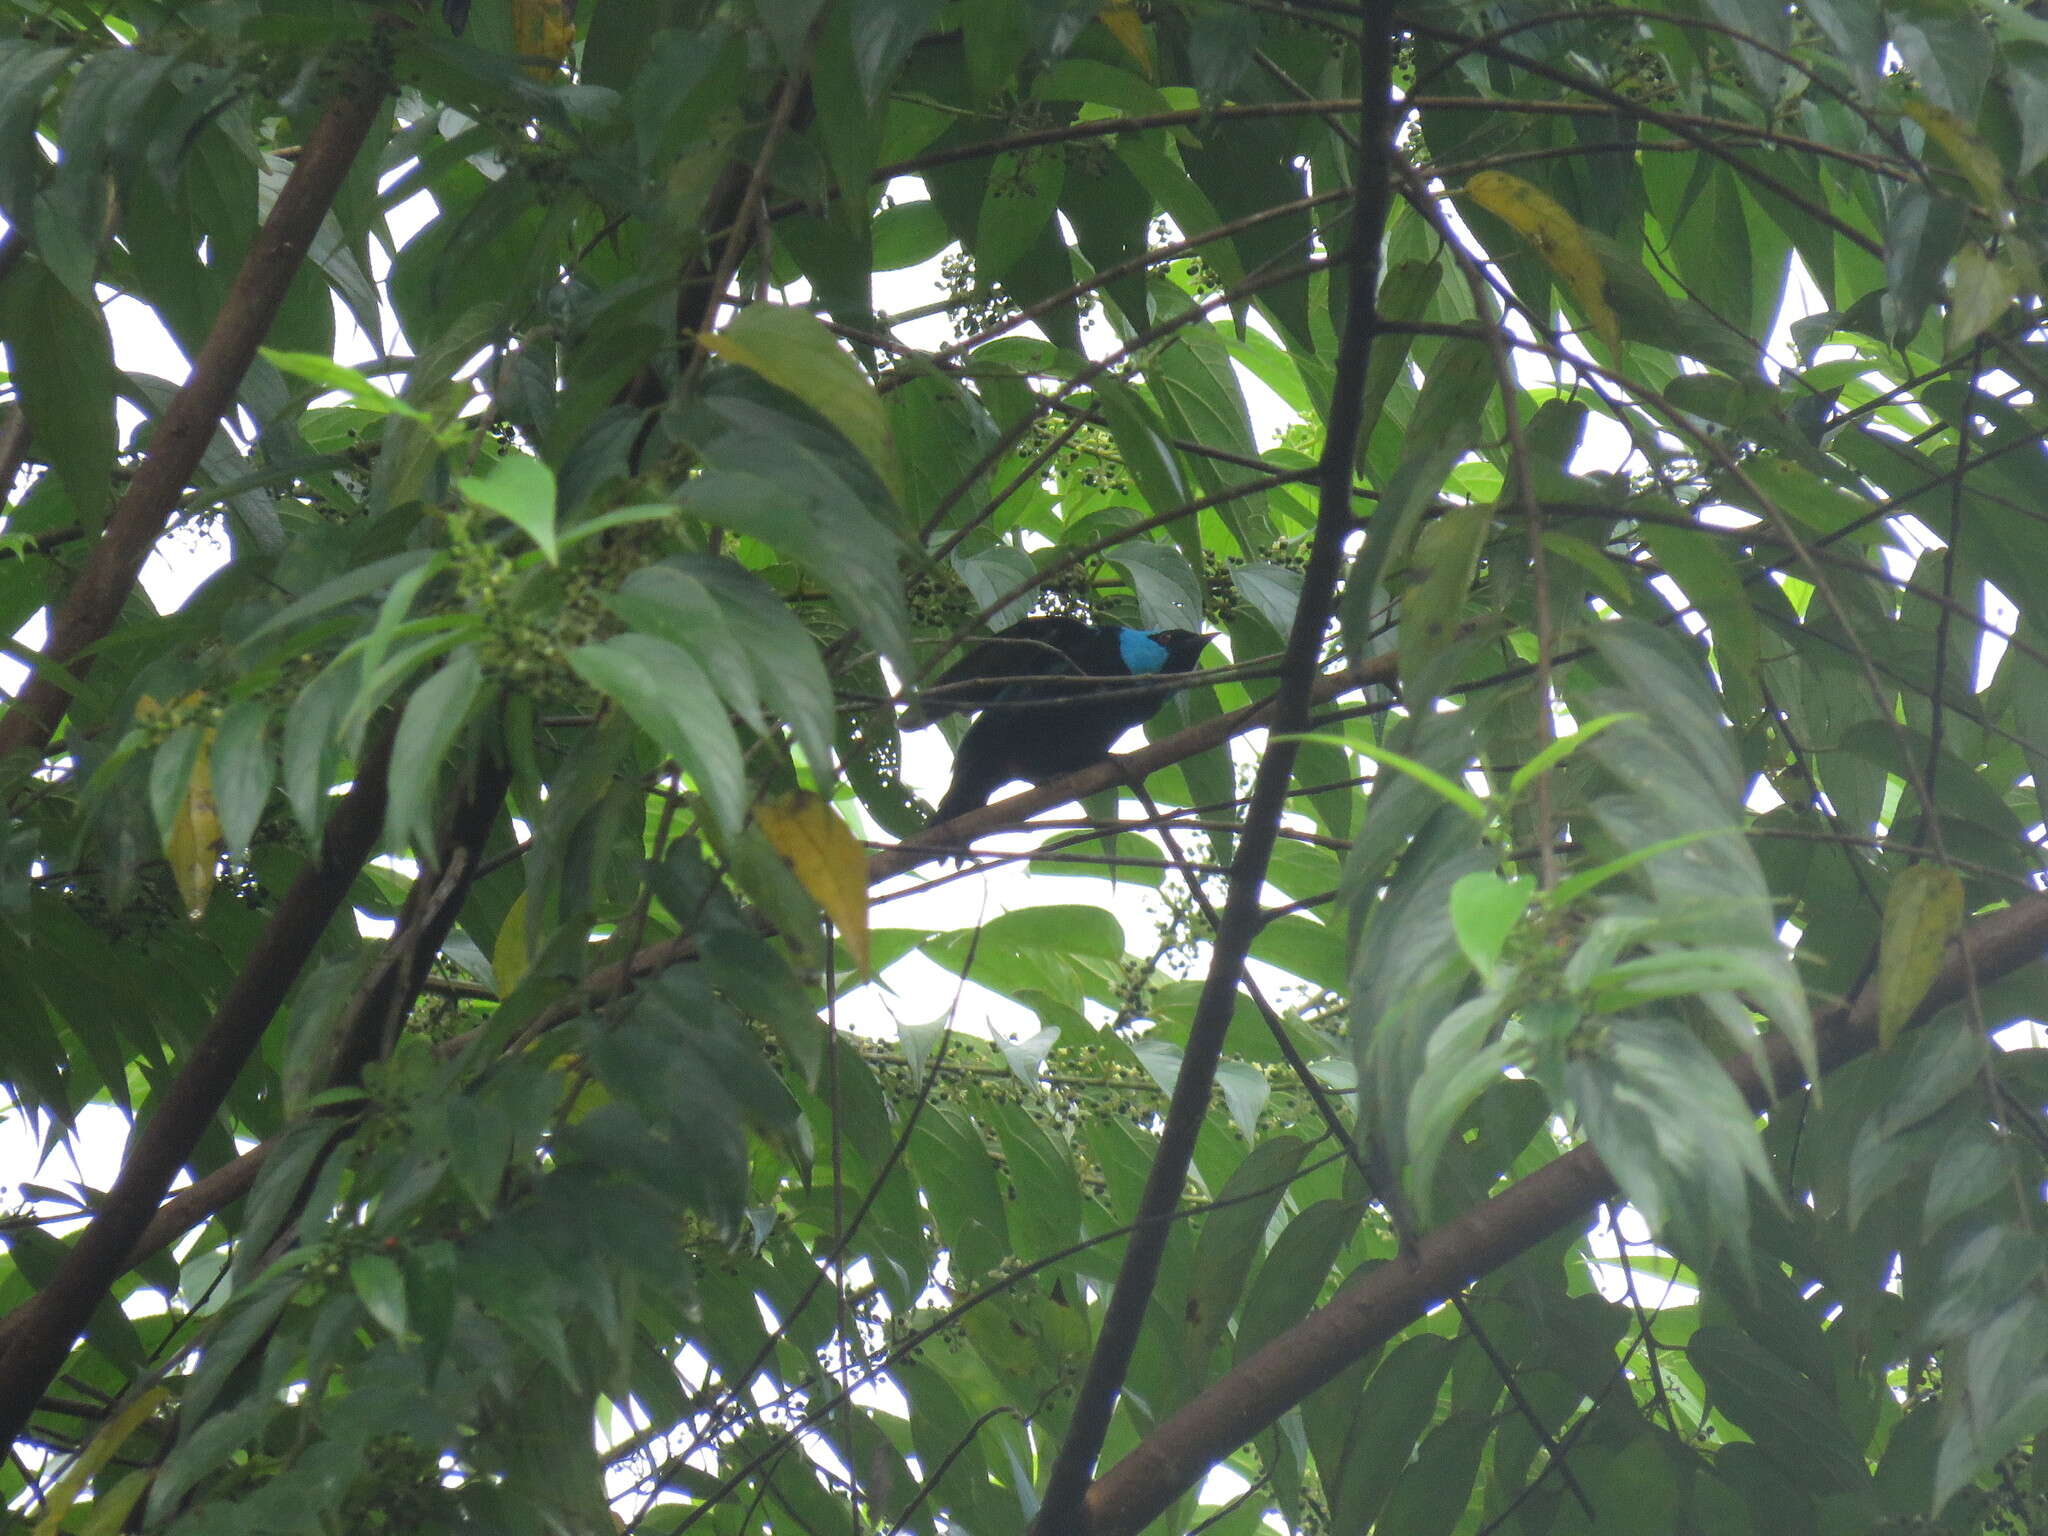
[
  {"left": 568, "top": 633, "right": 749, "bottom": 836},
  {"left": 699, "top": 304, "right": 898, "bottom": 499},
  {"left": 1879, "top": 864, "right": 1964, "bottom": 1049},
  {"left": 385, "top": 647, "right": 484, "bottom": 856},
  {"left": 209, "top": 698, "right": 273, "bottom": 859},
  {"left": 457, "top": 453, "right": 558, "bottom": 563},
  {"left": 755, "top": 790, "right": 870, "bottom": 971}
]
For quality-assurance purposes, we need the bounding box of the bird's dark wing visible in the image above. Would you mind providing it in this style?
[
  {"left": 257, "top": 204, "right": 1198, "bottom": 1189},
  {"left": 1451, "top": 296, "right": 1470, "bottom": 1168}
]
[{"left": 902, "top": 617, "right": 1096, "bottom": 727}]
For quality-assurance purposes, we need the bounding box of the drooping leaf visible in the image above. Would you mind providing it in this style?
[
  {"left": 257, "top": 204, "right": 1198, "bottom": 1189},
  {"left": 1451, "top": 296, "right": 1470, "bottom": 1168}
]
[
  {"left": 1877, "top": 863, "right": 1964, "bottom": 1049},
  {"left": 699, "top": 303, "right": 900, "bottom": 499},
  {"left": 755, "top": 790, "right": 871, "bottom": 972}
]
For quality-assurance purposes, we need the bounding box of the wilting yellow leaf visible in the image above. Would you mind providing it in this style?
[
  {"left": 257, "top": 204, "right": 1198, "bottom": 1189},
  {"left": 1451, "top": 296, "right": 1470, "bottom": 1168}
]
[
  {"left": 513, "top": 0, "right": 575, "bottom": 80},
  {"left": 1878, "top": 864, "right": 1963, "bottom": 1049},
  {"left": 1464, "top": 170, "right": 1619, "bottom": 352},
  {"left": 1099, "top": 1, "right": 1151, "bottom": 77},
  {"left": 138, "top": 694, "right": 220, "bottom": 922},
  {"left": 756, "top": 791, "right": 871, "bottom": 972},
  {"left": 166, "top": 739, "right": 220, "bottom": 919}
]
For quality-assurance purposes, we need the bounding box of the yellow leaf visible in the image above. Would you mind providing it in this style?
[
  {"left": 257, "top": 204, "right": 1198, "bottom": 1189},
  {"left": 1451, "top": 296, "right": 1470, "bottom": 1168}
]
[
  {"left": 512, "top": 0, "right": 575, "bottom": 80},
  {"left": 493, "top": 889, "right": 529, "bottom": 997},
  {"left": 168, "top": 734, "right": 220, "bottom": 921},
  {"left": 1903, "top": 95, "right": 2009, "bottom": 225},
  {"left": 1878, "top": 864, "right": 1963, "bottom": 1049},
  {"left": 1098, "top": 0, "right": 1151, "bottom": 77},
  {"left": 755, "top": 791, "right": 871, "bottom": 973},
  {"left": 33, "top": 1386, "right": 167, "bottom": 1536},
  {"left": 1464, "top": 170, "right": 1619, "bottom": 352}
]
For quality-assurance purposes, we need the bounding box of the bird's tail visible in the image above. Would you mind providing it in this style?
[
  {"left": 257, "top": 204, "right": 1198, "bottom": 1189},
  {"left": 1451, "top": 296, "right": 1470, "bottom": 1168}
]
[
  {"left": 931, "top": 772, "right": 998, "bottom": 826},
  {"left": 935, "top": 741, "right": 1029, "bottom": 826}
]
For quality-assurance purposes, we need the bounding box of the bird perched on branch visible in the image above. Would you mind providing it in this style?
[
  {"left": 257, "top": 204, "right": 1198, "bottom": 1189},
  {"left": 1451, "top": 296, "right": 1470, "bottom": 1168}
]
[{"left": 906, "top": 617, "right": 1214, "bottom": 827}]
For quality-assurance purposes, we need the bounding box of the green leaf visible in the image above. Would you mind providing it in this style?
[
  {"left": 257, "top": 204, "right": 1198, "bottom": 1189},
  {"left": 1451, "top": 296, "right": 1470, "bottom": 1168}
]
[
  {"left": 1688, "top": 1326, "right": 1871, "bottom": 1497},
  {"left": 1321, "top": 1334, "right": 1454, "bottom": 1532},
  {"left": 1404, "top": 999, "right": 1514, "bottom": 1214},
  {"left": 384, "top": 647, "right": 484, "bottom": 855},
  {"left": 1285, "top": 731, "right": 1488, "bottom": 822},
  {"left": 239, "top": 551, "right": 438, "bottom": 660},
  {"left": 1092, "top": 374, "right": 1190, "bottom": 522},
  {"left": 699, "top": 303, "right": 899, "bottom": 499},
  {"left": 568, "top": 633, "right": 749, "bottom": 835},
  {"left": 1236, "top": 1198, "right": 1367, "bottom": 1364},
  {"left": 682, "top": 453, "right": 913, "bottom": 669},
  {"left": 975, "top": 146, "right": 1065, "bottom": 282},
  {"left": 1397, "top": 502, "right": 1491, "bottom": 703},
  {"left": 262, "top": 347, "right": 437, "bottom": 423},
  {"left": 1377, "top": 1417, "right": 1488, "bottom": 1536},
  {"left": 458, "top": 454, "right": 559, "bottom": 564},
  {"left": 1342, "top": 338, "right": 1496, "bottom": 651},
  {"left": 676, "top": 554, "right": 838, "bottom": 776},
  {"left": 1566, "top": 1017, "right": 1780, "bottom": 1266},
  {"left": 1187, "top": 1136, "right": 1310, "bottom": 1365},
  {"left": 555, "top": 501, "right": 675, "bottom": 551},
  {"left": 0, "top": 45, "right": 70, "bottom": 234},
  {"left": 1447, "top": 871, "right": 1532, "bottom": 981},
  {"left": 1231, "top": 561, "right": 1301, "bottom": 632},
  {"left": 1112, "top": 539, "right": 1203, "bottom": 631},
  {"left": 1877, "top": 864, "right": 1963, "bottom": 1050},
  {"left": 1506, "top": 712, "right": 1636, "bottom": 800},
  {"left": 0, "top": 258, "right": 116, "bottom": 528},
  {"left": 992, "top": 1100, "right": 1083, "bottom": 1262},
  {"left": 147, "top": 725, "right": 206, "bottom": 853},
  {"left": 1638, "top": 520, "right": 1762, "bottom": 721},
  {"left": 872, "top": 198, "right": 950, "bottom": 269},
  {"left": 210, "top": 698, "right": 273, "bottom": 858},
  {"left": 350, "top": 1251, "right": 409, "bottom": 1338},
  {"left": 1543, "top": 827, "right": 1736, "bottom": 907},
  {"left": 607, "top": 564, "right": 767, "bottom": 736},
  {"left": 281, "top": 654, "right": 360, "bottom": 839}
]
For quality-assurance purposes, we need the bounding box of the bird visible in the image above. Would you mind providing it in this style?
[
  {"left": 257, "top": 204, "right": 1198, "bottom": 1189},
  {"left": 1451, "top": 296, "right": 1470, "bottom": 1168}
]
[{"left": 905, "top": 617, "right": 1214, "bottom": 827}]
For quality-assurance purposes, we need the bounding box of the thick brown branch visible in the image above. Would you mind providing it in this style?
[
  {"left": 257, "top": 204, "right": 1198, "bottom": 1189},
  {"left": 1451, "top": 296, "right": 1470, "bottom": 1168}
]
[
  {"left": 327, "top": 753, "right": 513, "bottom": 1087},
  {"left": 31, "top": 656, "right": 1400, "bottom": 1358},
  {"left": 1079, "top": 893, "right": 2048, "bottom": 1535},
  {"left": 1033, "top": 8, "right": 1401, "bottom": 1524},
  {"left": 0, "top": 54, "right": 392, "bottom": 766},
  {"left": 0, "top": 728, "right": 395, "bottom": 1445}
]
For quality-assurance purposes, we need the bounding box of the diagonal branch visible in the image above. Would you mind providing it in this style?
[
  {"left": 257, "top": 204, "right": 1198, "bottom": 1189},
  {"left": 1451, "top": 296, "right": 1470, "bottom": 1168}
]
[
  {"left": 0, "top": 49, "right": 392, "bottom": 767},
  {"left": 1030, "top": 6, "right": 1402, "bottom": 1527},
  {"left": 18, "top": 654, "right": 1405, "bottom": 1353},
  {"left": 1078, "top": 892, "right": 2048, "bottom": 1535},
  {"left": 0, "top": 726, "right": 396, "bottom": 1445}
]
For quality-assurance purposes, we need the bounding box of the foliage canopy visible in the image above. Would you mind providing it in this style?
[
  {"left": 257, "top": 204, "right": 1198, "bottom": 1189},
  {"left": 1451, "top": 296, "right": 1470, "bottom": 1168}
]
[{"left": 0, "top": 1, "right": 2046, "bottom": 1532}]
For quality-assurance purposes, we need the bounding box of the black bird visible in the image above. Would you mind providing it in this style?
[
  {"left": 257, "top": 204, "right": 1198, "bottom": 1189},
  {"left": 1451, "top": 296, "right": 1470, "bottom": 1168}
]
[{"left": 907, "top": 617, "right": 1214, "bottom": 826}]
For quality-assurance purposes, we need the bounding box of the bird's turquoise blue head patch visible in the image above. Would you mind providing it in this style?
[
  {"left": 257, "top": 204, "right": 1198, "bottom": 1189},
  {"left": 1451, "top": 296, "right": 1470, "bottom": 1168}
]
[{"left": 1118, "top": 628, "right": 1171, "bottom": 674}]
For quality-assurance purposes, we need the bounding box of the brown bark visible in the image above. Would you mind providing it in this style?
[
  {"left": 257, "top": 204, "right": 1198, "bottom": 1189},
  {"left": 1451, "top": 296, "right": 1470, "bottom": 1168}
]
[
  {"left": 0, "top": 728, "right": 395, "bottom": 1444},
  {"left": 1077, "top": 894, "right": 2048, "bottom": 1535},
  {"left": 0, "top": 54, "right": 392, "bottom": 766}
]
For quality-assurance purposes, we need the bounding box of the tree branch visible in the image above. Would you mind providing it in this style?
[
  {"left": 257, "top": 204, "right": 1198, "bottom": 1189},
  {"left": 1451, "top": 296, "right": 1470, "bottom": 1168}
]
[
  {"left": 1032, "top": 7, "right": 1400, "bottom": 1525},
  {"left": 12, "top": 654, "right": 1403, "bottom": 1351},
  {"left": 0, "top": 727, "right": 395, "bottom": 1444},
  {"left": 1078, "top": 892, "right": 2048, "bottom": 1535},
  {"left": 0, "top": 49, "right": 391, "bottom": 767}
]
